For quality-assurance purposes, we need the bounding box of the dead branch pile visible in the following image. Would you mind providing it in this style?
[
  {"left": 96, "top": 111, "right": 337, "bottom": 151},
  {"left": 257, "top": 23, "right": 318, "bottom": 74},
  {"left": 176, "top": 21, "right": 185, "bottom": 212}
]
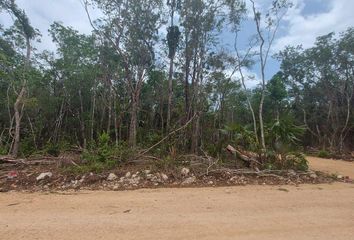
[{"left": 0, "top": 155, "right": 75, "bottom": 166}]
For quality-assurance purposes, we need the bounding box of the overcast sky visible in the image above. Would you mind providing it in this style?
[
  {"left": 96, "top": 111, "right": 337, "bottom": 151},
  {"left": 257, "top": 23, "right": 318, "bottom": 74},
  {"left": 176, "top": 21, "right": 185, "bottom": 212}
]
[{"left": 1, "top": 0, "right": 353, "bottom": 84}]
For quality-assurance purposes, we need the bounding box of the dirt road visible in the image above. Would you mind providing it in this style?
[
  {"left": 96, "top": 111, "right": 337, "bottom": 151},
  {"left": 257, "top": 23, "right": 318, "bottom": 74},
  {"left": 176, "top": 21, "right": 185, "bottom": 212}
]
[
  {"left": 1, "top": 182, "right": 353, "bottom": 240},
  {"left": 307, "top": 156, "right": 354, "bottom": 178},
  {"left": 1, "top": 157, "right": 354, "bottom": 240}
]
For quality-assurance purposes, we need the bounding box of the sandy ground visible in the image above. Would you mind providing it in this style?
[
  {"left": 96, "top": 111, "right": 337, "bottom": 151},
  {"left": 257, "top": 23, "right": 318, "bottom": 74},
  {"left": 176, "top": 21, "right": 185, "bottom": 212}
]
[
  {"left": 307, "top": 156, "right": 354, "bottom": 178},
  {"left": 1, "top": 158, "right": 354, "bottom": 240}
]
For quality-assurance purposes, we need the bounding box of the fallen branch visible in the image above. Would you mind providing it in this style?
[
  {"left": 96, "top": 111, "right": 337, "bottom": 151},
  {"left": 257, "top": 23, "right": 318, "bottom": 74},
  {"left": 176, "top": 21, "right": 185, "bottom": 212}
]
[
  {"left": 200, "top": 148, "right": 219, "bottom": 175},
  {"left": 139, "top": 112, "right": 199, "bottom": 156},
  {"left": 0, "top": 156, "right": 26, "bottom": 164},
  {"left": 226, "top": 145, "right": 261, "bottom": 165}
]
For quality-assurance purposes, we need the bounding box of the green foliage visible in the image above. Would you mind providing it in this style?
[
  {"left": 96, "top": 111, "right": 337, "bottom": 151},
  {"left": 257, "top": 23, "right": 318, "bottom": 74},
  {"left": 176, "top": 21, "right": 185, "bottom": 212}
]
[
  {"left": 0, "top": 144, "right": 7, "bottom": 155},
  {"left": 279, "top": 28, "right": 354, "bottom": 151},
  {"left": 284, "top": 152, "right": 309, "bottom": 171},
  {"left": 267, "top": 118, "right": 305, "bottom": 151},
  {"left": 267, "top": 72, "right": 287, "bottom": 103},
  {"left": 0, "top": 0, "right": 352, "bottom": 165},
  {"left": 44, "top": 143, "right": 60, "bottom": 157},
  {"left": 153, "top": 155, "right": 178, "bottom": 172},
  {"left": 71, "top": 133, "right": 135, "bottom": 173},
  {"left": 264, "top": 151, "right": 308, "bottom": 171},
  {"left": 19, "top": 137, "right": 37, "bottom": 157},
  {"left": 222, "top": 123, "right": 258, "bottom": 151},
  {"left": 167, "top": 26, "right": 181, "bottom": 58},
  {"left": 317, "top": 150, "right": 331, "bottom": 158}
]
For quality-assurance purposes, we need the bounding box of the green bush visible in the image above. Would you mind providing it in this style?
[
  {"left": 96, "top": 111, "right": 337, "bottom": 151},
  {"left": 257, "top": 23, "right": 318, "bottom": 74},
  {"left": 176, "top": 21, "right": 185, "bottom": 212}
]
[
  {"left": 317, "top": 150, "right": 331, "bottom": 158},
  {"left": 221, "top": 123, "right": 259, "bottom": 151},
  {"left": 153, "top": 155, "right": 179, "bottom": 172},
  {"left": 45, "top": 143, "right": 60, "bottom": 157},
  {"left": 284, "top": 152, "right": 309, "bottom": 171},
  {"left": 20, "top": 137, "right": 37, "bottom": 157},
  {"left": 70, "top": 133, "right": 134, "bottom": 173},
  {"left": 263, "top": 151, "right": 308, "bottom": 171},
  {"left": 0, "top": 145, "right": 7, "bottom": 155}
]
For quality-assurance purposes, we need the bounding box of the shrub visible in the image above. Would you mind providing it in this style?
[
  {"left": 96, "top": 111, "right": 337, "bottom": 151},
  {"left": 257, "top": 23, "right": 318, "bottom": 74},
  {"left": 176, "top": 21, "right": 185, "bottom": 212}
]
[
  {"left": 0, "top": 145, "right": 7, "bottom": 155},
  {"left": 263, "top": 151, "right": 308, "bottom": 171},
  {"left": 317, "top": 150, "right": 331, "bottom": 158},
  {"left": 284, "top": 152, "right": 309, "bottom": 171},
  {"left": 20, "top": 137, "right": 37, "bottom": 157},
  {"left": 45, "top": 143, "right": 60, "bottom": 157},
  {"left": 71, "top": 133, "right": 134, "bottom": 173}
]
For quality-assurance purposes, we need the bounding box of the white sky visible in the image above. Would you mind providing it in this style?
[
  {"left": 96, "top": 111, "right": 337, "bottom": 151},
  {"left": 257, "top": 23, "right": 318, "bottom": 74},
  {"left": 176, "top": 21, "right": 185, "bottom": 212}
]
[{"left": 0, "top": 0, "right": 353, "bottom": 86}]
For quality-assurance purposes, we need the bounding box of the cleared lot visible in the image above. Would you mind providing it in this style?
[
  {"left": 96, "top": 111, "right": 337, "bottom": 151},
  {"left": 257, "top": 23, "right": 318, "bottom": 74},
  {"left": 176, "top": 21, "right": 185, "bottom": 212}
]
[{"left": 307, "top": 156, "right": 354, "bottom": 178}]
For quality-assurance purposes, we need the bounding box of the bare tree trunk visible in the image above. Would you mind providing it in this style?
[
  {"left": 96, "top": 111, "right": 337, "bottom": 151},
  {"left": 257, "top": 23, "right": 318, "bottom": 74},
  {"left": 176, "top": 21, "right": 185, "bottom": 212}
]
[
  {"left": 113, "top": 93, "right": 119, "bottom": 146},
  {"left": 184, "top": 33, "right": 191, "bottom": 119},
  {"left": 233, "top": 28, "right": 259, "bottom": 145},
  {"left": 27, "top": 114, "right": 37, "bottom": 150},
  {"left": 128, "top": 70, "right": 145, "bottom": 148},
  {"left": 258, "top": 92, "right": 266, "bottom": 149},
  {"left": 11, "top": 37, "right": 31, "bottom": 157},
  {"left": 78, "top": 89, "right": 87, "bottom": 148},
  {"left": 90, "top": 82, "right": 96, "bottom": 142},
  {"left": 236, "top": 59, "right": 259, "bottom": 144},
  {"left": 250, "top": 0, "right": 285, "bottom": 150},
  {"left": 106, "top": 86, "right": 112, "bottom": 134},
  {"left": 191, "top": 114, "right": 200, "bottom": 154},
  {"left": 253, "top": 2, "right": 266, "bottom": 150},
  {"left": 167, "top": 57, "right": 174, "bottom": 132},
  {"left": 191, "top": 41, "right": 205, "bottom": 154},
  {"left": 339, "top": 94, "right": 351, "bottom": 152},
  {"left": 11, "top": 87, "right": 25, "bottom": 157},
  {"left": 160, "top": 95, "right": 164, "bottom": 133},
  {"left": 128, "top": 94, "right": 138, "bottom": 148}
]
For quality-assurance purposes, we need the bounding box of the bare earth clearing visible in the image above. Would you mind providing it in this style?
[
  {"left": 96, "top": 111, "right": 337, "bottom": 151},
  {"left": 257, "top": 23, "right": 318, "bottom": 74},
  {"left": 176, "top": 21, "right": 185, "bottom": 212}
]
[
  {"left": 307, "top": 156, "right": 354, "bottom": 178},
  {"left": 1, "top": 157, "right": 354, "bottom": 240}
]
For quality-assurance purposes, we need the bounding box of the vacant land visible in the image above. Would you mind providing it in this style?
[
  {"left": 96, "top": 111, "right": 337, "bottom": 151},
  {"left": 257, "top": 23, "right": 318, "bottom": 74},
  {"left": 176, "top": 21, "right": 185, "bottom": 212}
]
[
  {"left": 1, "top": 158, "right": 353, "bottom": 240},
  {"left": 307, "top": 156, "right": 354, "bottom": 178}
]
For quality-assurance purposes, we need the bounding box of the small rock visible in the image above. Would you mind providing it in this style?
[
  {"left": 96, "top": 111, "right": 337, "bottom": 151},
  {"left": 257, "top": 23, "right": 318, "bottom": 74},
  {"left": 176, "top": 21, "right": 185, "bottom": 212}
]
[
  {"left": 181, "top": 167, "right": 190, "bottom": 176},
  {"left": 113, "top": 185, "right": 119, "bottom": 191},
  {"left": 160, "top": 173, "right": 169, "bottom": 181},
  {"left": 337, "top": 175, "right": 343, "bottom": 179},
  {"left": 144, "top": 170, "right": 151, "bottom": 174},
  {"left": 71, "top": 180, "right": 78, "bottom": 185},
  {"left": 181, "top": 176, "right": 196, "bottom": 185},
  {"left": 146, "top": 174, "right": 154, "bottom": 180},
  {"left": 288, "top": 169, "right": 296, "bottom": 176},
  {"left": 309, "top": 173, "right": 317, "bottom": 179},
  {"left": 79, "top": 176, "right": 85, "bottom": 183},
  {"left": 36, "top": 172, "right": 52, "bottom": 181},
  {"left": 229, "top": 176, "right": 238, "bottom": 182},
  {"left": 107, "top": 173, "right": 118, "bottom": 181},
  {"left": 150, "top": 176, "right": 158, "bottom": 182},
  {"left": 125, "top": 172, "right": 131, "bottom": 178},
  {"left": 208, "top": 181, "right": 214, "bottom": 185},
  {"left": 129, "top": 176, "right": 140, "bottom": 185},
  {"left": 132, "top": 174, "right": 137, "bottom": 178}
]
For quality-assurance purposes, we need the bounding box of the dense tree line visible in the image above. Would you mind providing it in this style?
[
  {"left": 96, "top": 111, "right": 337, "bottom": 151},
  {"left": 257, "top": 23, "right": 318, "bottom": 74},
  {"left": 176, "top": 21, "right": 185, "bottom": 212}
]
[{"left": 0, "top": 0, "right": 353, "bottom": 159}]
